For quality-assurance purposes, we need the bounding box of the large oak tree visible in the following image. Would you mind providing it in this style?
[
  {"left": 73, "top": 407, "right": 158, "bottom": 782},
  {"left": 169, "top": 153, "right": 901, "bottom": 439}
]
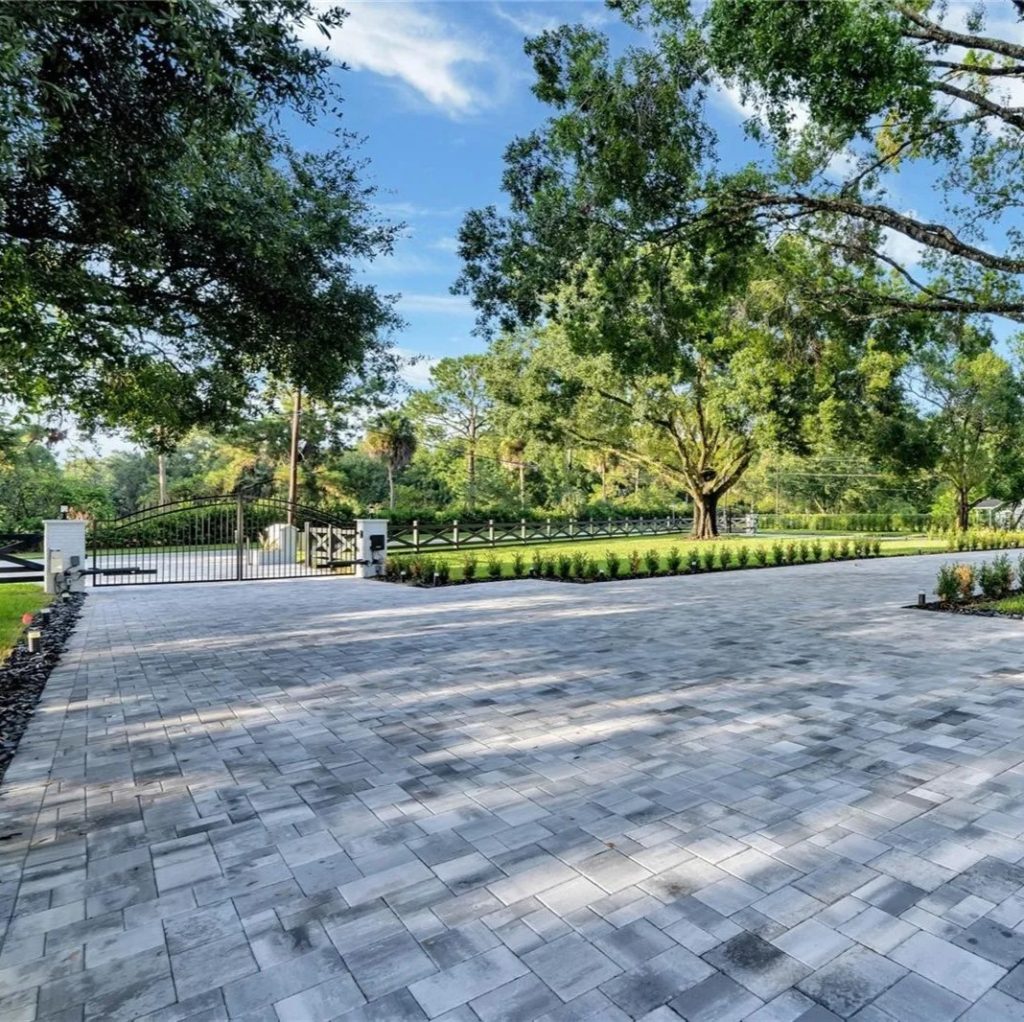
[
  {"left": 1, "top": 1, "right": 399, "bottom": 433},
  {"left": 622, "top": 0, "right": 1024, "bottom": 322}
]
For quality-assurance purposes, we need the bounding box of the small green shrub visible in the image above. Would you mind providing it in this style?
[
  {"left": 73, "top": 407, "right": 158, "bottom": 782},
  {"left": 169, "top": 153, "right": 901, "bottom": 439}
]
[
  {"left": 584, "top": 556, "right": 599, "bottom": 580},
  {"left": 410, "top": 554, "right": 435, "bottom": 580},
  {"left": 719, "top": 545, "right": 734, "bottom": 569},
  {"left": 771, "top": 541, "right": 784, "bottom": 566},
  {"left": 644, "top": 548, "right": 660, "bottom": 575},
  {"left": 784, "top": 542, "right": 798, "bottom": 564},
  {"left": 827, "top": 539, "right": 838, "bottom": 560},
  {"left": 810, "top": 539, "right": 823, "bottom": 561},
  {"left": 531, "top": 550, "right": 544, "bottom": 576},
  {"left": 980, "top": 554, "right": 1014, "bottom": 600},
  {"left": 511, "top": 551, "right": 525, "bottom": 577},
  {"left": 606, "top": 550, "right": 622, "bottom": 578},
  {"left": 935, "top": 564, "right": 958, "bottom": 604},
  {"left": 436, "top": 558, "right": 451, "bottom": 584},
  {"left": 754, "top": 545, "right": 768, "bottom": 567},
  {"left": 557, "top": 554, "right": 572, "bottom": 579},
  {"left": 571, "top": 551, "right": 588, "bottom": 578},
  {"left": 851, "top": 538, "right": 864, "bottom": 558},
  {"left": 798, "top": 540, "right": 810, "bottom": 563},
  {"left": 701, "top": 545, "right": 717, "bottom": 570},
  {"left": 666, "top": 546, "right": 682, "bottom": 573},
  {"left": 871, "top": 538, "right": 881, "bottom": 557},
  {"left": 838, "top": 539, "right": 850, "bottom": 559},
  {"left": 628, "top": 549, "right": 642, "bottom": 575},
  {"left": 486, "top": 553, "right": 502, "bottom": 579},
  {"left": 736, "top": 545, "right": 749, "bottom": 568},
  {"left": 462, "top": 553, "right": 478, "bottom": 580},
  {"left": 543, "top": 556, "right": 556, "bottom": 578}
]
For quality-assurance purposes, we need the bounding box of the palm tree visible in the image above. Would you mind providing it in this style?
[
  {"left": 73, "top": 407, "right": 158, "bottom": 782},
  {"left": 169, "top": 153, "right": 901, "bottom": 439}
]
[{"left": 364, "top": 412, "right": 417, "bottom": 510}]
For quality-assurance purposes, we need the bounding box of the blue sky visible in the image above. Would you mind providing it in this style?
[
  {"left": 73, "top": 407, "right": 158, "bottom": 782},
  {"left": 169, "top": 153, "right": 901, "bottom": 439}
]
[
  {"left": 292, "top": 2, "right": 631, "bottom": 384},
  {"left": 291, "top": 0, "right": 1016, "bottom": 385}
]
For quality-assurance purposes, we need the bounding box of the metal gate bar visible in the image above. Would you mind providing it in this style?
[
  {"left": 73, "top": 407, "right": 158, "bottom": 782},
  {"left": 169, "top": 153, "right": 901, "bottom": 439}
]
[{"left": 91, "top": 495, "right": 357, "bottom": 585}]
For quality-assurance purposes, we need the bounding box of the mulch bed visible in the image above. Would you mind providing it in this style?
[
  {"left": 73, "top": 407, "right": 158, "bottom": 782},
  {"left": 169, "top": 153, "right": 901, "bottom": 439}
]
[
  {"left": 913, "top": 598, "right": 1024, "bottom": 620},
  {"left": 0, "top": 593, "right": 85, "bottom": 783}
]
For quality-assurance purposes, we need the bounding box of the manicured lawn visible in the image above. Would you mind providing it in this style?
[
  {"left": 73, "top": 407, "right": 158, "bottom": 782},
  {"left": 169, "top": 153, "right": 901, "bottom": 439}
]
[
  {"left": 394, "top": 531, "right": 948, "bottom": 581},
  {"left": 0, "top": 584, "right": 49, "bottom": 662}
]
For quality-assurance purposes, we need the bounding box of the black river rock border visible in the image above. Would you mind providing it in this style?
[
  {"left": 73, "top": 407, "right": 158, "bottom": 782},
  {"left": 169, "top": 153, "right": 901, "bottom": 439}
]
[{"left": 0, "top": 593, "right": 85, "bottom": 784}]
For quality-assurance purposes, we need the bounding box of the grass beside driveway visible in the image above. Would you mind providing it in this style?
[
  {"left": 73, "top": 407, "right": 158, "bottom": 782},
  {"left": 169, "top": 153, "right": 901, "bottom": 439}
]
[{"left": 0, "top": 584, "right": 48, "bottom": 662}]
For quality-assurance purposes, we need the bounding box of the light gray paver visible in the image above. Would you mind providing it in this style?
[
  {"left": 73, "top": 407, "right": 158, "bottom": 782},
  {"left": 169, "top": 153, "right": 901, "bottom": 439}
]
[{"left": 2, "top": 553, "right": 1024, "bottom": 1019}]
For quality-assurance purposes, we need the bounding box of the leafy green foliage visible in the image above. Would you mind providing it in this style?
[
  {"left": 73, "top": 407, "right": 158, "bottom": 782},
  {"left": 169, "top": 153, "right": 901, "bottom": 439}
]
[
  {"left": 606, "top": 549, "right": 622, "bottom": 577},
  {"left": 935, "top": 564, "right": 959, "bottom": 604},
  {"left": 979, "top": 555, "right": 1014, "bottom": 601},
  {"left": 1, "top": 1, "right": 399, "bottom": 430}
]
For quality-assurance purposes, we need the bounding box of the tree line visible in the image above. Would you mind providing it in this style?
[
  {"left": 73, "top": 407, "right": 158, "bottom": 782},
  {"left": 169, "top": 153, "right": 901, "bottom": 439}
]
[{"left": 3, "top": 2, "right": 1024, "bottom": 536}]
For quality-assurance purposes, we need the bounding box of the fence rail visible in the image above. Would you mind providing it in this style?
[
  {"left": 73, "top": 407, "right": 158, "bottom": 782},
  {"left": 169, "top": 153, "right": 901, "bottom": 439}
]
[{"left": 387, "top": 514, "right": 740, "bottom": 554}]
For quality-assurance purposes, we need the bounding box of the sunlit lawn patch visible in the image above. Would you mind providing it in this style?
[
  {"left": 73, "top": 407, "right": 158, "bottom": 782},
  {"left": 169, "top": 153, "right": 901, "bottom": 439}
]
[{"left": 0, "top": 584, "right": 49, "bottom": 662}]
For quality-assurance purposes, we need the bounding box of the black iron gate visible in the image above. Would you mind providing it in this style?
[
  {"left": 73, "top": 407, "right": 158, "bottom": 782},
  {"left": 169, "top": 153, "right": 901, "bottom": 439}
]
[{"left": 90, "top": 495, "right": 358, "bottom": 585}]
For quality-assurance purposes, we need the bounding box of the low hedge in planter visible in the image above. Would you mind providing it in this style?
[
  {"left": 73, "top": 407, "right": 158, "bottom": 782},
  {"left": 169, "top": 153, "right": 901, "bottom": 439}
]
[{"left": 380, "top": 536, "right": 887, "bottom": 587}]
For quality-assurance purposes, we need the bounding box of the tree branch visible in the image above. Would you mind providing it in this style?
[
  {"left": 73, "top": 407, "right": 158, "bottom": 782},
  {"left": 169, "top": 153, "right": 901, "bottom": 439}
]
[{"left": 897, "top": 5, "right": 1024, "bottom": 63}]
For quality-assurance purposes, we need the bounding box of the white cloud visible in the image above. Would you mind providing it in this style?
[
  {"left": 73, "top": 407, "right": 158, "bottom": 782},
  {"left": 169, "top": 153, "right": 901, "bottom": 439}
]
[
  {"left": 825, "top": 147, "right": 858, "bottom": 181},
  {"left": 376, "top": 201, "right": 464, "bottom": 220},
  {"left": 393, "top": 347, "right": 439, "bottom": 388},
  {"left": 492, "top": 4, "right": 561, "bottom": 37},
  {"left": 880, "top": 227, "right": 928, "bottom": 268},
  {"left": 492, "top": 1, "right": 610, "bottom": 36},
  {"left": 431, "top": 236, "right": 459, "bottom": 253},
  {"left": 398, "top": 293, "right": 475, "bottom": 316},
  {"left": 298, "top": 3, "right": 500, "bottom": 117},
  {"left": 712, "top": 82, "right": 810, "bottom": 134}
]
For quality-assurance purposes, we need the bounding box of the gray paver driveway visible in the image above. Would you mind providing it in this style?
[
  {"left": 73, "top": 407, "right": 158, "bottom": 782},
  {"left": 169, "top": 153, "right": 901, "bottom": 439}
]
[{"left": 3, "top": 553, "right": 1024, "bottom": 1021}]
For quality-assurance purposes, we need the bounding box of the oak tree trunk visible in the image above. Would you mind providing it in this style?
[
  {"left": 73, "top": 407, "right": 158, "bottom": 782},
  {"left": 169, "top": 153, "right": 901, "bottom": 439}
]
[
  {"left": 692, "top": 491, "right": 720, "bottom": 539},
  {"left": 957, "top": 489, "right": 971, "bottom": 531}
]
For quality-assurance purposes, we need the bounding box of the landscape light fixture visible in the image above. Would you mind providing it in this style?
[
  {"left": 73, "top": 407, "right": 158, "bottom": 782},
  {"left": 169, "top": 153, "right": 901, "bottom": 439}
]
[
  {"left": 26, "top": 630, "right": 42, "bottom": 654},
  {"left": 59, "top": 504, "right": 69, "bottom": 519}
]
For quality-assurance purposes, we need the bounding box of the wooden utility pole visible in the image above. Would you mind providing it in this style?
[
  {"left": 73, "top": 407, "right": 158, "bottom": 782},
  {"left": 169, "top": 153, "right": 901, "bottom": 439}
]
[
  {"left": 287, "top": 387, "right": 302, "bottom": 525},
  {"left": 157, "top": 452, "right": 167, "bottom": 505}
]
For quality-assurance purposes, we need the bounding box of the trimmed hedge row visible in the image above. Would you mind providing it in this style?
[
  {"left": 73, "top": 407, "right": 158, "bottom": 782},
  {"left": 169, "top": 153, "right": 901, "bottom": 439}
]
[
  {"left": 758, "top": 512, "right": 933, "bottom": 533},
  {"left": 383, "top": 536, "right": 885, "bottom": 585}
]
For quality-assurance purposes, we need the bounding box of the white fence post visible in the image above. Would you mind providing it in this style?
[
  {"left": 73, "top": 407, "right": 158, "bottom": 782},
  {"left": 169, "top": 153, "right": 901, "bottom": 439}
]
[
  {"left": 43, "top": 518, "right": 87, "bottom": 594},
  {"left": 354, "top": 519, "right": 387, "bottom": 578}
]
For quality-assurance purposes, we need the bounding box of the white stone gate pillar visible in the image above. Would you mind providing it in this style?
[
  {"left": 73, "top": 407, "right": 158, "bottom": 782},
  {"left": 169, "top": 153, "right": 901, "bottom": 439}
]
[
  {"left": 42, "top": 518, "right": 87, "bottom": 594},
  {"left": 354, "top": 519, "right": 388, "bottom": 578}
]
